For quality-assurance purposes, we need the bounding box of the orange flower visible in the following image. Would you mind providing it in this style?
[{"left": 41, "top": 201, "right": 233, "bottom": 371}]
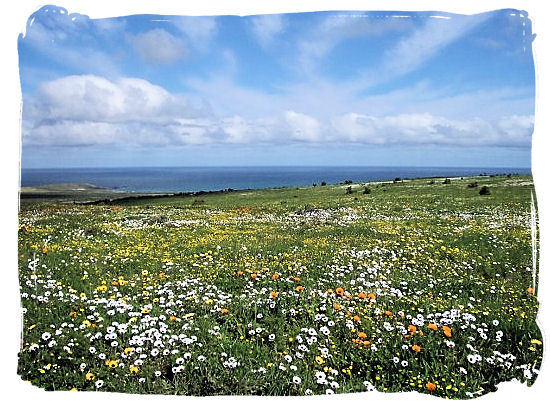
[
  {"left": 357, "top": 292, "right": 366, "bottom": 299},
  {"left": 272, "top": 273, "right": 279, "bottom": 280},
  {"left": 428, "top": 323, "right": 438, "bottom": 331},
  {"left": 442, "top": 326, "right": 452, "bottom": 337},
  {"left": 334, "top": 304, "right": 341, "bottom": 310},
  {"left": 385, "top": 310, "right": 393, "bottom": 317},
  {"left": 426, "top": 382, "right": 436, "bottom": 391},
  {"left": 419, "top": 330, "right": 424, "bottom": 336},
  {"left": 294, "top": 277, "right": 300, "bottom": 282},
  {"left": 527, "top": 287, "right": 535, "bottom": 294},
  {"left": 220, "top": 308, "right": 229, "bottom": 315},
  {"left": 169, "top": 315, "right": 177, "bottom": 321},
  {"left": 296, "top": 285, "right": 304, "bottom": 292},
  {"left": 367, "top": 293, "right": 376, "bottom": 300},
  {"left": 42, "top": 247, "right": 48, "bottom": 254},
  {"left": 335, "top": 287, "right": 345, "bottom": 296},
  {"left": 262, "top": 267, "right": 268, "bottom": 272},
  {"left": 237, "top": 270, "right": 244, "bottom": 276},
  {"left": 363, "top": 340, "right": 371, "bottom": 346},
  {"left": 358, "top": 332, "right": 367, "bottom": 339},
  {"left": 412, "top": 344, "right": 422, "bottom": 352},
  {"left": 270, "top": 291, "right": 279, "bottom": 299},
  {"left": 353, "top": 315, "right": 361, "bottom": 322},
  {"left": 111, "top": 280, "right": 119, "bottom": 286},
  {"left": 408, "top": 325, "right": 417, "bottom": 333},
  {"left": 251, "top": 272, "right": 258, "bottom": 280}
]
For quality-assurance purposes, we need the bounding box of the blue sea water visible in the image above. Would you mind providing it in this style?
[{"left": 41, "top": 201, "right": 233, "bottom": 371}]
[{"left": 20, "top": 166, "right": 531, "bottom": 193}]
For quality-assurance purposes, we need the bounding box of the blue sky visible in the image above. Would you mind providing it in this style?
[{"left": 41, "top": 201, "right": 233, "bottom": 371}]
[{"left": 18, "top": 6, "right": 535, "bottom": 168}]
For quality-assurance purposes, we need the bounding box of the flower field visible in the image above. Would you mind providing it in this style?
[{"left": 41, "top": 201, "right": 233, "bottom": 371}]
[{"left": 17, "top": 174, "right": 542, "bottom": 397}]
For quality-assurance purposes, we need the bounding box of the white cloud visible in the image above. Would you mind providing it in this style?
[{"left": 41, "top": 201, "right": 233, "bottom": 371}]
[
  {"left": 290, "top": 12, "right": 489, "bottom": 90},
  {"left": 294, "top": 13, "right": 413, "bottom": 75},
  {"left": 128, "top": 29, "right": 186, "bottom": 64},
  {"left": 250, "top": 14, "right": 285, "bottom": 47},
  {"left": 284, "top": 111, "right": 321, "bottom": 142},
  {"left": 22, "top": 15, "right": 121, "bottom": 77},
  {"left": 380, "top": 14, "right": 490, "bottom": 80},
  {"left": 26, "top": 75, "right": 196, "bottom": 124},
  {"left": 171, "top": 16, "right": 217, "bottom": 50},
  {"left": 330, "top": 113, "right": 533, "bottom": 147},
  {"left": 22, "top": 75, "right": 534, "bottom": 149}
]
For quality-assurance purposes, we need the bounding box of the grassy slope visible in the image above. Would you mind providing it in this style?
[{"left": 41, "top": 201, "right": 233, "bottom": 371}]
[{"left": 17, "top": 174, "right": 541, "bottom": 397}]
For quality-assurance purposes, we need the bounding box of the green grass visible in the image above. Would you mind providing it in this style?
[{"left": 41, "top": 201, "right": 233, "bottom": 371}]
[{"left": 17, "top": 174, "right": 542, "bottom": 397}]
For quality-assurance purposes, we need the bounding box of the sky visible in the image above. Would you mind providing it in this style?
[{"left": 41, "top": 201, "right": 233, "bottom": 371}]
[{"left": 18, "top": 6, "right": 536, "bottom": 168}]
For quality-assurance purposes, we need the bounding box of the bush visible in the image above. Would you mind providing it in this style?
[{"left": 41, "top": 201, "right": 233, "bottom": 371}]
[
  {"left": 345, "top": 186, "right": 353, "bottom": 194},
  {"left": 479, "top": 186, "right": 491, "bottom": 195},
  {"left": 393, "top": 177, "right": 401, "bottom": 183},
  {"left": 363, "top": 187, "right": 371, "bottom": 195},
  {"left": 344, "top": 180, "right": 353, "bottom": 185},
  {"left": 321, "top": 181, "right": 327, "bottom": 186},
  {"left": 443, "top": 178, "right": 451, "bottom": 184}
]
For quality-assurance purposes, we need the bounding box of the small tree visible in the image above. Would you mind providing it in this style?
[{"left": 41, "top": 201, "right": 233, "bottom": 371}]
[
  {"left": 443, "top": 178, "right": 451, "bottom": 184},
  {"left": 345, "top": 186, "right": 353, "bottom": 194},
  {"left": 479, "top": 186, "right": 491, "bottom": 195},
  {"left": 321, "top": 181, "right": 327, "bottom": 186},
  {"left": 363, "top": 187, "right": 371, "bottom": 194}
]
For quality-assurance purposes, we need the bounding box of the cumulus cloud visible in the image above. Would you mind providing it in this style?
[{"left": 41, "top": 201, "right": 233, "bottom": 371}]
[
  {"left": 22, "top": 75, "right": 534, "bottom": 149},
  {"left": 284, "top": 111, "right": 321, "bottom": 142},
  {"left": 25, "top": 75, "right": 196, "bottom": 124},
  {"left": 329, "top": 113, "right": 533, "bottom": 147},
  {"left": 128, "top": 29, "right": 186, "bottom": 64}
]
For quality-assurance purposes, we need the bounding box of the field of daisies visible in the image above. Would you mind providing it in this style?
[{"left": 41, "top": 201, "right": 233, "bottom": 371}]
[{"left": 17, "top": 174, "right": 542, "bottom": 397}]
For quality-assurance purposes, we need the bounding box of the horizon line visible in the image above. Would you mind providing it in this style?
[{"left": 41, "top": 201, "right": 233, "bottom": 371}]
[{"left": 20, "top": 164, "right": 532, "bottom": 170}]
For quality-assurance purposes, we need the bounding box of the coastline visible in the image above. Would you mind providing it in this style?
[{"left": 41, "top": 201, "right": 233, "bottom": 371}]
[{"left": 19, "top": 172, "right": 532, "bottom": 206}]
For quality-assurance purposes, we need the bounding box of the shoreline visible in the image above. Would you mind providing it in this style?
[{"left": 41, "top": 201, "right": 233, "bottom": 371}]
[{"left": 19, "top": 172, "right": 531, "bottom": 205}]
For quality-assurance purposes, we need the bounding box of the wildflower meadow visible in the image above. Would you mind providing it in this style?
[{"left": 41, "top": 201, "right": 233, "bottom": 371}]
[{"left": 17, "top": 174, "right": 542, "bottom": 397}]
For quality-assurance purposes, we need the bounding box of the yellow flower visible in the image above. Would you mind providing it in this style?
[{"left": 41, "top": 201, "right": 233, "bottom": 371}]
[
  {"left": 85, "top": 372, "right": 95, "bottom": 381},
  {"left": 129, "top": 366, "right": 139, "bottom": 375},
  {"left": 105, "top": 360, "right": 118, "bottom": 369},
  {"left": 531, "top": 339, "right": 542, "bottom": 345},
  {"left": 315, "top": 356, "right": 325, "bottom": 364}
]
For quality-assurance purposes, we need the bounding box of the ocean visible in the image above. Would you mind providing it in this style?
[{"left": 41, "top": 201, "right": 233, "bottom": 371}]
[{"left": 20, "top": 166, "right": 531, "bottom": 193}]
